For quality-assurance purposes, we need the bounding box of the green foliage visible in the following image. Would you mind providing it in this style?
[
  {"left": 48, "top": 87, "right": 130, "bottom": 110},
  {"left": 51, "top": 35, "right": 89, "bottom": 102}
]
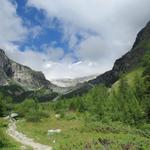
[
  {"left": 0, "top": 129, "right": 10, "bottom": 148},
  {"left": 12, "top": 59, "right": 149, "bottom": 125},
  {"left": 17, "top": 116, "right": 150, "bottom": 150},
  {"left": 0, "top": 92, "right": 14, "bottom": 117},
  {"left": 15, "top": 57, "right": 150, "bottom": 149},
  {"left": 0, "top": 99, "right": 6, "bottom": 117},
  {"left": 134, "top": 74, "right": 145, "bottom": 101},
  {"left": 26, "top": 109, "right": 42, "bottom": 122},
  {"left": 110, "top": 77, "right": 144, "bottom": 124},
  {"left": 143, "top": 51, "right": 150, "bottom": 67},
  {"left": 143, "top": 53, "right": 150, "bottom": 96},
  {"left": 15, "top": 99, "right": 49, "bottom": 122},
  {"left": 15, "top": 98, "right": 38, "bottom": 117},
  {"left": 0, "top": 84, "right": 26, "bottom": 102},
  {"left": 142, "top": 52, "right": 150, "bottom": 121},
  {"left": 53, "top": 76, "right": 147, "bottom": 125}
]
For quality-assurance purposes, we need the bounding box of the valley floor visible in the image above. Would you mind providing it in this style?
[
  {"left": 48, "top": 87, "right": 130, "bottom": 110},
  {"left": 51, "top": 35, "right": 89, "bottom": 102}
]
[{"left": 16, "top": 112, "right": 150, "bottom": 150}]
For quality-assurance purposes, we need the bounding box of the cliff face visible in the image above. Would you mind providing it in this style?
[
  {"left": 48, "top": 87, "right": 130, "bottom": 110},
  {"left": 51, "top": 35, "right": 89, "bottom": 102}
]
[
  {"left": 63, "top": 21, "right": 150, "bottom": 98},
  {"left": 89, "top": 21, "right": 150, "bottom": 86},
  {"left": 0, "top": 49, "right": 12, "bottom": 85},
  {"left": 0, "top": 49, "right": 52, "bottom": 90}
]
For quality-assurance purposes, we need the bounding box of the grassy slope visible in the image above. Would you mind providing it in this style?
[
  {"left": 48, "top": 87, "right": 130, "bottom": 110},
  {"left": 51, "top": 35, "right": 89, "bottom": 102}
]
[
  {"left": 111, "top": 67, "right": 144, "bottom": 92},
  {"left": 17, "top": 112, "right": 150, "bottom": 150}
]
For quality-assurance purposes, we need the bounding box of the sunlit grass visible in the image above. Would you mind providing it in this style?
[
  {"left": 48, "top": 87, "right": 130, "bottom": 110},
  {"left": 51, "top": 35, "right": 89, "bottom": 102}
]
[{"left": 17, "top": 113, "right": 150, "bottom": 150}]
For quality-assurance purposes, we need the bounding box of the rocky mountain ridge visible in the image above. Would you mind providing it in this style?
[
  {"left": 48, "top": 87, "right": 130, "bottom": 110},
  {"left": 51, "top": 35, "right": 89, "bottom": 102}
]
[
  {"left": 89, "top": 21, "right": 150, "bottom": 86},
  {"left": 0, "top": 21, "right": 150, "bottom": 100},
  {"left": 63, "top": 21, "right": 150, "bottom": 97},
  {"left": 0, "top": 49, "right": 53, "bottom": 90}
]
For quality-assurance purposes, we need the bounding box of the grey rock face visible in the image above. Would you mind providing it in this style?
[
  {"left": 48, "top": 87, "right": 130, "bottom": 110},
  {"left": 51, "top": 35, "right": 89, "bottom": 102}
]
[
  {"left": 0, "top": 49, "right": 52, "bottom": 90},
  {"left": 89, "top": 21, "right": 150, "bottom": 86},
  {"left": 0, "top": 49, "right": 12, "bottom": 85}
]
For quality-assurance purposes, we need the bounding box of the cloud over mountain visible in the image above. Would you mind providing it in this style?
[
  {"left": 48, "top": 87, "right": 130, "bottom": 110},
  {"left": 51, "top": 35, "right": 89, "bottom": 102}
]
[{"left": 1, "top": 0, "right": 150, "bottom": 79}]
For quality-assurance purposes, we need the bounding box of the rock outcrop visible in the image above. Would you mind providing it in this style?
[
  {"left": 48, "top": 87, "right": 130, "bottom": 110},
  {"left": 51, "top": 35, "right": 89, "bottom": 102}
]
[{"left": 0, "top": 49, "right": 53, "bottom": 90}]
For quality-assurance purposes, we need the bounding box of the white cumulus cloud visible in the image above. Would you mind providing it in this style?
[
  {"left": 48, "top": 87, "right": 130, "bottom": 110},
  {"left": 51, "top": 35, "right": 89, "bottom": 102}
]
[
  {"left": 26, "top": 0, "right": 150, "bottom": 79},
  {"left": 1, "top": 0, "right": 150, "bottom": 80},
  {"left": 0, "top": 0, "right": 27, "bottom": 44}
]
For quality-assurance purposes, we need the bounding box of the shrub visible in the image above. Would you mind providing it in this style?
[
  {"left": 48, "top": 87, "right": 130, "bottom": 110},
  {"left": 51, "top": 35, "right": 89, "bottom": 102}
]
[
  {"left": 26, "top": 110, "right": 41, "bottom": 122},
  {"left": 15, "top": 98, "right": 50, "bottom": 122},
  {"left": 0, "top": 129, "right": 10, "bottom": 148}
]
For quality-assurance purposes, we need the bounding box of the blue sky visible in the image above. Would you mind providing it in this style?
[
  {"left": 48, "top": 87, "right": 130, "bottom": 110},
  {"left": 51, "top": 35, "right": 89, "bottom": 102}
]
[
  {"left": 11, "top": 0, "right": 71, "bottom": 53},
  {"left": 0, "top": 0, "right": 150, "bottom": 80}
]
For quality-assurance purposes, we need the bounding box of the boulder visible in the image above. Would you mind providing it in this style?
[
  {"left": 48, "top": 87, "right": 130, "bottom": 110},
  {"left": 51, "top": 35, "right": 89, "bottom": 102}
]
[{"left": 10, "top": 113, "right": 18, "bottom": 118}]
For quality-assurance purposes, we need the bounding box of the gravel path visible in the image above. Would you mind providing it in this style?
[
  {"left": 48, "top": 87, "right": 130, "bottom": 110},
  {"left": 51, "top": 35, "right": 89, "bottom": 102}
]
[{"left": 7, "top": 120, "right": 52, "bottom": 150}]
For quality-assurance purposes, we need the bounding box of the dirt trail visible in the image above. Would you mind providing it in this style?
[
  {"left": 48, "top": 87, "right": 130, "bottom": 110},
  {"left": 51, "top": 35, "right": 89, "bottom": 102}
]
[{"left": 7, "top": 120, "right": 52, "bottom": 150}]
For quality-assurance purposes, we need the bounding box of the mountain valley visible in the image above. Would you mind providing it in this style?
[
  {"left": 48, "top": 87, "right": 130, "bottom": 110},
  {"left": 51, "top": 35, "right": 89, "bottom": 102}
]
[{"left": 0, "top": 14, "right": 150, "bottom": 150}]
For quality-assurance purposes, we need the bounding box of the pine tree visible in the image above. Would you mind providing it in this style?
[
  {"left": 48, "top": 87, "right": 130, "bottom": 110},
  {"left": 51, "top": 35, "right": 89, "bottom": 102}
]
[
  {"left": 117, "top": 77, "right": 143, "bottom": 124},
  {"left": 142, "top": 53, "right": 150, "bottom": 121},
  {"left": 0, "top": 93, "right": 6, "bottom": 117}
]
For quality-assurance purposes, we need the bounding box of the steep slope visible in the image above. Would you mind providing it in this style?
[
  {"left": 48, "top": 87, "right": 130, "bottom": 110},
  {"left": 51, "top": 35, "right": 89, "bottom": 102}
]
[
  {"left": 89, "top": 21, "right": 150, "bottom": 86},
  {"left": 0, "top": 49, "right": 60, "bottom": 102},
  {"left": 63, "top": 21, "right": 150, "bottom": 97},
  {"left": 0, "top": 49, "right": 52, "bottom": 90}
]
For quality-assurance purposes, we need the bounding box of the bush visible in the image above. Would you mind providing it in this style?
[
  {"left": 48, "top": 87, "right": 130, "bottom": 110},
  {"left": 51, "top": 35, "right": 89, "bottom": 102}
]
[
  {"left": 26, "top": 110, "right": 41, "bottom": 122},
  {"left": 0, "top": 99, "right": 6, "bottom": 117},
  {"left": 0, "top": 92, "right": 14, "bottom": 117},
  {"left": 108, "top": 77, "right": 144, "bottom": 124},
  {"left": 15, "top": 98, "right": 50, "bottom": 122},
  {"left": 0, "top": 119, "right": 8, "bottom": 128},
  {"left": 64, "top": 113, "right": 77, "bottom": 120},
  {"left": 15, "top": 99, "right": 38, "bottom": 117},
  {"left": 0, "top": 129, "right": 10, "bottom": 148}
]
